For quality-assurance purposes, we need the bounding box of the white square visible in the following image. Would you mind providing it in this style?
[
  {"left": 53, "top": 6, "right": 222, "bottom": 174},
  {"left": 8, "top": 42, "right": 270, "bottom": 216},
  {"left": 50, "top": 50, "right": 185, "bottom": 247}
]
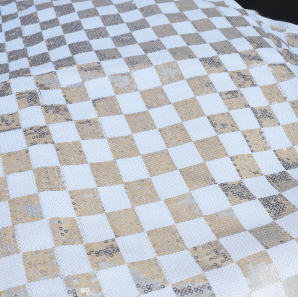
[
  {"left": 219, "top": 6, "right": 242, "bottom": 16},
  {"left": 30, "top": 63, "right": 56, "bottom": 77},
  {"left": 206, "top": 157, "right": 240, "bottom": 184},
  {"left": 40, "top": 89, "right": 66, "bottom": 105},
  {"left": 283, "top": 186, "right": 298, "bottom": 208},
  {"left": 67, "top": 101, "right": 97, "bottom": 121},
  {"left": 55, "top": 244, "right": 91, "bottom": 275},
  {"left": 116, "top": 92, "right": 147, "bottom": 114},
  {"left": 132, "top": 67, "right": 161, "bottom": 90},
  {"left": 73, "top": 1, "right": 94, "bottom": 11},
  {"left": 158, "top": 251, "right": 202, "bottom": 283},
  {"left": 183, "top": 9, "right": 208, "bottom": 20},
  {"left": 79, "top": 213, "right": 115, "bottom": 243},
  {"left": 147, "top": 50, "right": 175, "bottom": 66},
  {"left": 6, "top": 38, "right": 24, "bottom": 52},
  {"left": 65, "top": 31, "right": 88, "bottom": 44},
  {"left": 97, "top": 265, "right": 138, "bottom": 297},
  {"left": 90, "top": 38, "right": 115, "bottom": 50},
  {"left": 172, "top": 21, "right": 197, "bottom": 34},
  {"left": 49, "top": 121, "right": 81, "bottom": 143},
  {"left": 135, "top": 201, "right": 174, "bottom": 231},
  {"left": 146, "top": 14, "right": 170, "bottom": 27},
  {"left": 237, "top": 26, "right": 260, "bottom": 37},
  {"left": 18, "top": 106, "right": 45, "bottom": 128},
  {"left": 9, "top": 58, "right": 29, "bottom": 71},
  {"left": 0, "top": 201, "right": 12, "bottom": 229},
  {"left": 116, "top": 232, "right": 156, "bottom": 262},
  {"left": 257, "top": 48, "right": 285, "bottom": 64},
  {"left": 100, "top": 115, "right": 132, "bottom": 137},
  {"left": 10, "top": 77, "right": 36, "bottom": 93},
  {"left": 249, "top": 65, "right": 277, "bottom": 86},
  {"left": 253, "top": 150, "right": 284, "bottom": 175},
  {"left": 96, "top": 5, "right": 118, "bottom": 14},
  {"left": 62, "top": 164, "right": 97, "bottom": 191},
  {"left": 158, "top": 2, "right": 179, "bottom": 13},
  {"left": 58, "top": 12, "right": 79, "bottom": 25},
  {"left": 74, "top": 52, "right": 99, "bottom": 65},
  {"left": 230, "top": 108, "right": 260, "bottom": 130},
  {"left": 241, "top": 86, "right": 269, "bottom": 107},
  {"left": 42, "top": 26, "right": 64, "bottom": 40},
  {"left": 220, "top": 53, "right": 247, "bottom": 71},
  {"left": 243, "top": 176, "right": 279, "bottom": 198},
  {"left": 210, "top": 17, "right": 233, "bottom": 29},
  {"left": 262, "top": 126, "right": 292, "bottom": 150},
  {"left": 177, "top": 218, "right": 217, "bottom": 248},
  {"left": 133, "top": 129, "right": 166, "bottom": 154},
  {"left": 267, "top": 240, "right": 298, "bottom": 281},
  {"left": 277, "top": 211, "right": 298, "bottom": 238},
  {"left": 279, "top": 78, "right": 298, "bottom": 101},
  {"left": 205, "top": 263, "right": 250, "bottom": 297},
  {"left": 7, "top": 170, "right": 37, "bottom": 199},
  {"left": 27, "top": 278, "right": 68, "bottom": 297},
  {"left": 56, "top": 67, "right": 82, "bottom": 88},
  {"left": 252, "top": 282, "right": 286, "bottom": 297},
  {"left": 219, "top": 131, "right": 251, "bottom": 156},
  {"left": 151, "top": 171, "right": 189, "bottom": 199},
  {"left": 0, "top": 254, "right": 27, "bottom": 291},
  {"left": 184, "top": 117, "right": 216, "bottom": 141},
  {"left": 101, "top": 58, "right": 130, "bottom": 76},
  {"left": 230, "top": 37, "right": 253, "bottom": 52},
  {"left": 200, "top": 29, "right": 227, "bottom": 43},
  {"left": 132, "top": 28, "right": 158, "bottom": 43},
  {"left": 163, "top": 80, "right": 194, "bottom": 103},
  {"left": 160, "top": 36, "right": 187, "bottom": 49},
  {"left": 192, "top": 184, "right": 231, "bottom": 215},
  {"left": 178, "top": 59, "right": 207, "bottom": 79},
  {"left": 81, "top": 16, "right": 104, "bottom": 29},
  {"left": 120, "top": 10, "right": 143, "bottom": 23},
  {"left": 209, "top": 72, "right": 237, "bottom": 92},
  {"left": 39, "top": 191, "right": 75, "bottom": 219},
  {"left": 150, "top": 105, "right": 181, "bottom": 129},
  {"left": 49, "top": 45, "right": 72, "bottom": 61},
  {"left": 169, "top": 142, "right": 203, "bottom": 169},
  {"left": 0, "top": 129, "right": 27, "bottom": 154},
  {"left": 82, "top": 139, "right": 113, "bottom": 163},
  {"left": 117, "top": 156, "right": 149, "bottom": 182},
  {"left": 190, "top": 44, "right": 218, "bottom": 58},
  {"left": 98, "top": 184, "right": 131, "bottom": 212},
  {"left": 2, "top": 18, "right": 21, "bottom": 32},
  {"left": 1, "top": 2, "right": 17, "bottom": 15},
  {"left": 29, "top": 144, "right": 60, "bottom": 168},
  {"left": 16, "top": 220, "right": 54, "bottom": 252},
  {"left": 117, "top": 44, "right": 144, "bottom": 58},
  {"left": 106, "top": 23, "right": 130, "bottom": 37},
  {"left": 271, "top": 102, "right": 297, "bottom": 125},
  {"left": 85, "top": 77, "right": 115, "bottom": 100},
  {"left": 197, "top": 93, "right": 228, "bottom": 116},
  {"left": 0, "top": 94, "right": 18, "bottom": 115}
]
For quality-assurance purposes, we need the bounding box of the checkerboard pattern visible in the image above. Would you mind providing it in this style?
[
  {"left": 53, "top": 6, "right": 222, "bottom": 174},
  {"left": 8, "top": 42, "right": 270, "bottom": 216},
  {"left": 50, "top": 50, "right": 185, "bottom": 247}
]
[{"left": 1, "top": 0, "right": 298, "bottom": 296}]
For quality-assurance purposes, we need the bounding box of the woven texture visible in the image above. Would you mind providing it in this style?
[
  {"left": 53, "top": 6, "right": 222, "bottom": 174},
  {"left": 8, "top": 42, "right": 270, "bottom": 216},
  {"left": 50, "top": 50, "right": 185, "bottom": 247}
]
[{"left": 1, "top": 0, "right": 298, "bottom": 296}]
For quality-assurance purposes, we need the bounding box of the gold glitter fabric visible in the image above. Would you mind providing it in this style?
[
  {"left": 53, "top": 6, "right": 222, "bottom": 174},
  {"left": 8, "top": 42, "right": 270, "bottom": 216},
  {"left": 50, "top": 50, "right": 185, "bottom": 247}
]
[{"left": 1, "top": 0, "right": 298, "bottom": 296}]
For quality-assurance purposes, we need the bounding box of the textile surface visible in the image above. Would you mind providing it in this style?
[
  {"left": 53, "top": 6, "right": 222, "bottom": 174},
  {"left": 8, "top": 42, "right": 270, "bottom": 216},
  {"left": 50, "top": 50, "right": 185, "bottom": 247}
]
[{"left": 1, "top": 0, "right": 298, "bottom": 296}]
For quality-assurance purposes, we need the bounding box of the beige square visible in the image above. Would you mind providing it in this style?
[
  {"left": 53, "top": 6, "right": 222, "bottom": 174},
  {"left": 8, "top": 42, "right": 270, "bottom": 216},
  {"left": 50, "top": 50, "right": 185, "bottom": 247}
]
[
  {"left": 0, "top": 177, "right": 9, "bottom": 202},
  {"left": 200, "top": 56, "right": 226, "bottom": 74},
  {"left": 251, "top": 107, "right": 279, "bottom": 128},
  {"left": 96, "top": 48, "right": 122, "bottom": 61},
  {"left": 220, "top": 27, "right": 243, "bottom": 40},
  {"left": 75, "top": 119, "right": 105, "bottom": 140},
  {"left": 211, "top": 41, "right": 237, "bottom": 55},
  {"left": 0, "top": 112, "right": 21, "bottom": 133},
  {"left": 109, "top": 72, "right": 138, "bottom": 94},
  {"left": 275, "top": 147, "right": 298, "bottom": 170},
  {"left": 16, "top": 90, "right": 40, "bottom": 110},
  {"left": 159, "top": 123, "right": 191, "bottom": 148},
  {"left": 108, "top": 135, "right": 140, "bottom": 159},
  {"left": 266, "top": 171, "right": 298, "bottom": 192},
  {"left": 9, "top": 194, "right": 43, "bottom": 225},
  {"left": 42, "top": 105, "right": 72, "bottom": 124},
  {"left": 0, "top": 226, "right": 19, "bottom": 258},
  {"left": 125, "top": 111, "right": 156, "bottom": 133},
  {"left": 77, "top": 62, "right": 105, "bottom": 82},
  {"left": 286, "top": 33, "right": 298, "bottom": 47},
  {"left": 33, "top": 166, "right": 66, "bottom": 192},
  {"left": 187, "top": 75, "right": 216, "bottom": 96},
  {"left": 23, "top": 248, "right": 60, "bottom": 282},
  {"left": 202, "top": 7, "right": 222, "bottom": 17},
  {"left": 143, "top": 150, "right": 177, "bottom": 177},
  {"left": 282, "top": 275, "right": 298, "bottom": 297},
  {"left": 90, "top": 161, "right": 123, "bottom": 186},
  {"left": 228, "top": 69, "right": 257, "bottom": 88},
  {"left": 124, "top": 178, "right": 160, "bottom": 207},
  {"left": 194, "top": 136, "right": 228, "bottom": 161},
  {"left": 139, "top": 4, "right": 161, "bottom": 17},
  {"left": 231, "top": 154, "right": 263, "bottom": 179},
  {"left": 242, "top": 129, "right": 271, "bottom": 152},
  {"left": 192, "top": 19, "right": 216, "bottom": 32},
  {"left": 34, "top": 72, "right": 60, "bottom": 90},
  {"left": 50, "top": 217, "right": 83, "bottom": 246},
  {"left": 181, "top": 33, "right": 206, "bottom": 45},
  {"left": 0, "top": 81, "right": 12, "bottom": 97},
  {"left": 240, "top": 50, "right": 264, "bottom": 68},
  {"left": 260, "top": 84, "right": 286, "bottom": 104},
  {"left": 168, "top": 47, "right": 196, "bottom": 60},
  {"left": 1, "top": 149, "right": 32, "bottom": 176},
  {"left": 220, "top": 90, "right": 249, "bottom": 110},
  {"left": 165, "top": 193, "right": 202, "bottom": 223},
  {"left": 173, "top": 98, "right": 205, "bottom": 121},
  {"left": 139, "top": 40, "right": 167, "bottom": 54},
  {"left": 127, "top": 18, "right": 150, "bottom": 32},
  {"left": 282, "top": 48, "right": 298, "bottom": 66},
  {"left": 106, "top": 208, "right": 143, "bottom": 237},
  {"left": 180, "top": 163, "right": 215, "bottom": 190},
  {"left": 166, "top": 13, "right": 188, "bottom": 23},
  {"left": 208, "top": 112, "right": 239, "bottom": 134},
  {"left": 69, "top": 188, "right": 105, "bottom": 216},
  {"left": 147, "top": 225, "right": 186, "bottom": 256},
  {"left": 23, "top": 125, "right": 54, "bottom": 146},
  {"left": 155, "top": 61, "right": 184, "bottom": 85},
  {"left": 55, "top": 141, "right": 87, "bottom": 165},
  {"left": 85, "top": 240, "right": 125, "bottom": 270},
  {"left": 175, "top": 0, "right": 197, "bottom": 11},
  {"left": 190, "top": 240, "right": 233, "bottom": 272},
  {"left": 289, "top": 100, "right": 298, "bottom": 118},
  {"left": 124, "top": 55, "right": 153, "bottom": 72},
  {"left": 0, "top": 285, "right": 28, "bottom": 297},
  {"left": 61, "top": 83, "right": 89, "bottom": 104},
  {"left": 269, "top": 64, "right": 295, "bottom": 82},
  {"left": 246, "top": 36, "right": 271, "bottom": 49},
  {"left": 153, "top": 24, "right": 178, "bottom": 38},
  {"left": 283, "top": 123, "right": 298, "bottom": 146},
  {"left": 140, "top": 87, "right": 171, "bottom": 109},
  {"left": 205, "top": 208, "right": 245, "bottom": 238},
  {"left": 93, "top": 96, "right": 122, "bottom": 117}
]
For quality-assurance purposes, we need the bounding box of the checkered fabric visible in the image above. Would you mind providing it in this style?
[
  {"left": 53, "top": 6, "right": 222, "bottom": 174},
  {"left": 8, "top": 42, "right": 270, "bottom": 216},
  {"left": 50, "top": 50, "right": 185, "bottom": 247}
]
[{"left": 1, "top": 0, "right": 298, "bottom": 296}]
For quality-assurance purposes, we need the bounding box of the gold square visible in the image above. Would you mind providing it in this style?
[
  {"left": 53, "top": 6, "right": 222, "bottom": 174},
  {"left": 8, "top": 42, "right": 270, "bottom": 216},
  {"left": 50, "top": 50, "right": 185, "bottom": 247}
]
[
  {"left": 165, "top": 193, "right": 202, "bottom": 223},
  {"left": 200, "top": 56, "right": 226, "bottom": 74},
  {"left": 55, "top": 141, "right": 87, "bottom": 165},
  {"left": 77, "top": 62, "right": 105, "bottom": 82},
  {"left": 140, "top": 86, "right": 170, "bottom": 109},
  {"left": 1, "top": 149, "right": 32, "bottom": 176},
  {"left": 33, "top": 166, "right": 66, "bottom": 192},
  {"left": 85, "top": 240, "right": 125, "bottom": 270},
  {"left": 241, "top": 129, "right": 270, "bottom": 152},
  {"left": 187, "top": 75, "right": 216, "bottom": 96},
  {"left": 192, "top": 19, "right": 216, "bottom": 32},
  {"left": 0, "top": 177, "right": 9, "bottom": 202},
  {"left": 50, "top": 217, "right": 83, "bottom": 246},
  {"left": 23, "top": 125, "right": 53, "bottom": 146},
  {"left": 228, "top": 69, "right": 257, "bottom": 88},
  {"left": 34, "top": 72, "right": 60, "bottom": 90},
  {"left": 109, "top": 72, "right": 138, "bottom": 94},
  {"left": 266, "top": 171, "right": 298, "bottom": 192},
  {"left": 16, "top": 90, "right": 40, "bottom": 110},
  {"left": 23, "top": 248, "right": 60, "bottom": 282},
  {"left": 147, "top": 225, "right": 186, "bottom": 256},
  {"left": 180, "top": 163, "right": 215, "bottom": 190},
  {"left": 42, "top": 105, "right": 72, "bottom": 124},
  {"left": 168, "top": 46, "right": 196, "bottom": 60},
  {"left": 153, "top": 24, "right": 178, "bottom": 38},
  {"left": 124, "top": 178, "right": 160, "bottom": 206},
  {"left": 0, "top": 226, "right": 19, "bottom": 258},
  {"left": 69, "top": 188, "right": 105, "bottom": 216},
  {"left": 260, "top": 84, "right": 286, "bottom": 104},
  {"left": 269, "top": 64, "right": 295, "bottom": 82},
  {"left": 108, "top": 135, "right": 140, "bottom": 159},
  {"left": 275, "top": 147, "right": 298, "bottom": 170},
  {"left": 208, "top": 112, "right": 239, "bottom": 134},
  {"left": 155, "top": 61, "right": 184, "bottom": 85},
  {"left": 143, "top": 150, "right": 177, "bottom": 177},
  {"left": 125, "top": 111, "right": 156, "bottom": 133},
  {"left": 190, "top": 240, "right": 233, "bottom": 272},
  {"left": 289, "top": 100, "right": 298, "bottom": 118},
  {"left": 283, "top": 123, "right": 298, "bottom": 145},
  {"left": 9, "top": 194, "right": 43, "bottom": 225},
  {"left": 0, "top": 112, "right": 21, "bottom": 133},
  {"left": 159, "top": 123, "right": 191, "bottom": 148},
  {"left": 93, "top": 96, "right": 122, "bottom": 117},
  {"left": 173, "top": 98, "right": 205, "bottom": 121},
  {"left": 61, "top": 83, "right": 89, "bottom": 104},
  {"left": 231, "top": 154, "right": 263, "bottom": 179},
  {"left": 90, "top": 161, "right": 123, "bottom": 186},
  {"left": 106, "top": 208, "right": 143, "bottom": 237},
  {"left": 124, "top": 55, "right": 153, "bottom": 72},
  {"left": 240, "top": 50, "right": 264, "bottom": 68},
  {"left": 75, "top": 119, "right": 105, "bottom": 140},
  {"left": 251, "top": 106, "right": 279, "bottom": 128},
  {"left": 194, "top": 136, "right": 228, "bottom": 161},
  {"left": 219, "top": 90, "right": 249, "bottom": 110},
  {"left": 205, "top": 208, "right": 245, "bottom": 238}
]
